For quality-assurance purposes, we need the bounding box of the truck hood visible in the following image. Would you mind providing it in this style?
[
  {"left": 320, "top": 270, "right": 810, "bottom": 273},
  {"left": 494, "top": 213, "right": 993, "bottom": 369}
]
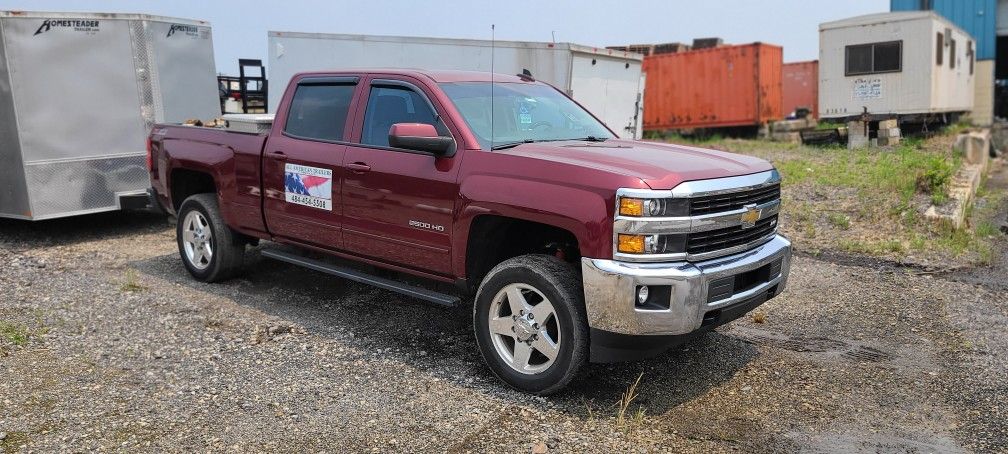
[{"left": 495, "top": 139, "right": 774, "bottom": 189}]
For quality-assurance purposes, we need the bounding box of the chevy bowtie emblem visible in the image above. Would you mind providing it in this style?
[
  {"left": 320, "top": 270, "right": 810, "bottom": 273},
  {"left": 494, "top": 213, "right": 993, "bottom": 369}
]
[{"left": 739, "top": 204, "right": 761, "bottom": 229}]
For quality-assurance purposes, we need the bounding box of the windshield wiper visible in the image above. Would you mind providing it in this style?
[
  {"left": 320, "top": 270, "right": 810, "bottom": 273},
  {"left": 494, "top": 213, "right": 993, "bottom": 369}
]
[
  {"left": 490, "top": 139, "right": 535, "bottom": 150},
  {"left": 537, "top": 136, "right": 609, "bottom": 143},
  {"left": 491, "top": 136, "right": 608, "bottom": 150}
]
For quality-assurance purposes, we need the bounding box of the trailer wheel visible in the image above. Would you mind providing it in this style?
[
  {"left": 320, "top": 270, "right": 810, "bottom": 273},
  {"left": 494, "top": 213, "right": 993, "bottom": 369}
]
[
  {"left": 473, "top": 254, "right": 588, "bottom": 395},
  {"left": 176, "top": 193, "right": 245, "bottom": 282}
]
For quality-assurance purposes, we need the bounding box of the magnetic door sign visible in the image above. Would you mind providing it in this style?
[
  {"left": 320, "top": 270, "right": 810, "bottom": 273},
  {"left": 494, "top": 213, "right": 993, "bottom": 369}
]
[
  {"left": 284, "top": 163, "right": 332, "bottom": 210},
  {"left": 853, "top": 78, "right": 882, "bottom": 100}
]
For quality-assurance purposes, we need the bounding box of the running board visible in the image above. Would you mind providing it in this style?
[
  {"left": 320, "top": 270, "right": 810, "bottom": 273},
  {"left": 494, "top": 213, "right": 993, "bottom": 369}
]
[{"left": 260, "top": 248, "right": 460, "bottom": 307}]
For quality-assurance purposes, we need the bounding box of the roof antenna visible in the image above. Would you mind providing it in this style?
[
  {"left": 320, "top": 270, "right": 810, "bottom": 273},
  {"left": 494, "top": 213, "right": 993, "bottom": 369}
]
[{"left": 490, "top": 24, "right": 495, "bottom": 151}]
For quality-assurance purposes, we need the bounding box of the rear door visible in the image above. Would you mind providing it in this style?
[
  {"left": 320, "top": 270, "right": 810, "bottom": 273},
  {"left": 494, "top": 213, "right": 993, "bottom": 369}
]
[
  {"left": 262, "top": 75, "right": 362, "bottom": 249},
  {"left": 341, "top": 76, "right": 462, "bottom": 275}
]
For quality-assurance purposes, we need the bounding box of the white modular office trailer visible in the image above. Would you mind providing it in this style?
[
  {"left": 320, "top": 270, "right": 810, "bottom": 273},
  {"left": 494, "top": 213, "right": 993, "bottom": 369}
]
[
  {"left": 0, "top": 11, "right": 220, "bottom": 220},
  {"left": 267, "top": 31, "right": 646, "bottom": 139},
  {"left": 819, "top": 11, "right": 974, "bottom": 120}
]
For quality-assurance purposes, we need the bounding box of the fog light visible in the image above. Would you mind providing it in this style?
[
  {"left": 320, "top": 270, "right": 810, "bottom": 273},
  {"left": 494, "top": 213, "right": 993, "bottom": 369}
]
[
  {"left": 617, "top": 234, "right": 645, "bottom": 253},
  {"left": 636, "top": 285, "right": 649, "bottom": 305}
]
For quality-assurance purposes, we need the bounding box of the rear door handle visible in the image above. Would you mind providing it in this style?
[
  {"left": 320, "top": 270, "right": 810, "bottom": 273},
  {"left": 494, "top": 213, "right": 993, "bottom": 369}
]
[
  {"left": 268, "top": 151, "right": 288, "bottom": 161},
  {"left": 347, "top": 162, "right": 371, "bottom": 173}
]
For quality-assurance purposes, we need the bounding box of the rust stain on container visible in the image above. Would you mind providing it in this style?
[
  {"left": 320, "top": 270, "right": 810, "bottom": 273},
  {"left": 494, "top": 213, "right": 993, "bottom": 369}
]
[
  {"left": 782, "top": 60, "right": 818, "bottom": 118},
  {"left": 642, "top": 43, "right": 783, "bottom": 131}
]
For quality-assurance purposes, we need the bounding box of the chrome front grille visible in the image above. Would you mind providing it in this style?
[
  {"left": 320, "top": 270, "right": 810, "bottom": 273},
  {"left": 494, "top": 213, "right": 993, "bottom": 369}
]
[
  {"left": 686, "top": 214, "right": 778, "bottom": 255},
  {"left": 689, "top": 183, "right": 780, "bottom": 216}
]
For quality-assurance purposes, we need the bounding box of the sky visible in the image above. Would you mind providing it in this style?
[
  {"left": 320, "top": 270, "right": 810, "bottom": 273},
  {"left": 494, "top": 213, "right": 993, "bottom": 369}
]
[{"left": 2, "top": 0, "right": 889, "bottom": 74}]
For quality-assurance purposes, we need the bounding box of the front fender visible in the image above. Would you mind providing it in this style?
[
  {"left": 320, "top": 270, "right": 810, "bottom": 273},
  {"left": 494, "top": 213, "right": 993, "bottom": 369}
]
[{"left": 453, "top": 173, "right": 616, "bottom": 277}]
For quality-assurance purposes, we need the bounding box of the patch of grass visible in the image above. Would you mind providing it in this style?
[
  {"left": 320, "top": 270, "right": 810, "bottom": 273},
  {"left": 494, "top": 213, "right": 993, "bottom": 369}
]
[
  {"left": 932, "top": 226, "right": 974, "bottom": 256},
  {"left": 946, "top": 119, "right": 974, "bottom": 136},
  {"left": 1, "top": 431, "right": 30, "bottom": 454},
  {"left": 816, "top": 120, "right": 845, "bottom": 130},
  {"left": 120, "top": 269, "right": 147, "bottom": 293},
  {"left": 826, "top": 212, "right": 851, "bottom": 230},
  {"left": 615, "top": 372, "right": 645, "bottom": 434},
  {"left": 916, "top": 154, "right": 954, "bottom": 205},
  {"left": 752, "top": 311, "right": 768, "bottom": 324},
  {"left": 976, "top": 221, "right": 998, "bottom": 237},
  {"left": 839, "top": 239, "right": 905, "bottom": 255},
  {"left": 0, "top": 322, "right": 29, "bottom": 346}
]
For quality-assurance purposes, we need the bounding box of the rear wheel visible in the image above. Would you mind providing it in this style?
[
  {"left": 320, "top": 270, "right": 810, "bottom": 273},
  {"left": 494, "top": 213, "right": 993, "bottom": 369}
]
[
  {"left": 474, "top": 254, "right": 588, "bottom": 395},
  {"left": 176, "top": 193, "right": 245, "bottom": 282}
]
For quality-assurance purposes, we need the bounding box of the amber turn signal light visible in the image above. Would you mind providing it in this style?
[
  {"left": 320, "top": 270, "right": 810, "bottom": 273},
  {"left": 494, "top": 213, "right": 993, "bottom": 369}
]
[
  {"left": 619, "top": 198, "right": 644, "bottom": 216},
  {"left": 617, "top": 234, "right": 645, "bottom": 254}
]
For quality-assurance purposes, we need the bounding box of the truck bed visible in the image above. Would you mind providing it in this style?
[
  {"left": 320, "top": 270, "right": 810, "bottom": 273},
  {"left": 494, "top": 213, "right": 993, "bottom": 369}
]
[{"left": 150, "top": 123, "right": 270, "bottom": 235}]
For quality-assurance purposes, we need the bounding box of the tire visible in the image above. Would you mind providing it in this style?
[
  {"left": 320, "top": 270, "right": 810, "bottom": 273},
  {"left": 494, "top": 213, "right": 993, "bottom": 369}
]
[
  {"left": 473, "top": 254, "right": 588, "bottom": 395},
  {"left": 176, "top": 193, "right": 245, "bottom": 282}
]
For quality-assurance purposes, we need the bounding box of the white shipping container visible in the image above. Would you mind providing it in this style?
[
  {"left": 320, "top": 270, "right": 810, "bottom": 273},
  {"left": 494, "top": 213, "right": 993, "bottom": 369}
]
[
  {"left": 819, "top": 11, "right": 974, "bottom": 119},
  {"left": 0, "top": 11, "right": 220, "bottom": 220},
  {"left": 267, "top": 32, "right": 645, "bottom": 139}
]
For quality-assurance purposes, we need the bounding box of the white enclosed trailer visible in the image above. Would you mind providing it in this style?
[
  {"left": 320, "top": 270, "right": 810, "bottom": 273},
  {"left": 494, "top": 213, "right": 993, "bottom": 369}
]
[
  {"left": 0, "top": 11, "right": 220, "bottom": 220},
  {"left": 819, "top": 11, "right": 974, "bottom": 120},
  {"left": 267, "top": 32, "right": 645, "bottom": 139}
]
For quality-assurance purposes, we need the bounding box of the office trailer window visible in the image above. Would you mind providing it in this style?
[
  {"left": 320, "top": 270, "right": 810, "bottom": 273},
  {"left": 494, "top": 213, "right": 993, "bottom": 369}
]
[{"left": 845, "top": 41, "right": 902, "bottom": 76}]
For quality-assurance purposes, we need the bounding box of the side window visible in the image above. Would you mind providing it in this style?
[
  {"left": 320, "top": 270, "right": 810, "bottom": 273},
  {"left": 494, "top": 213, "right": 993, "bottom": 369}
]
[
  {"left": 950, "top": 39, "right": 957, "bottom": 69},
  {"left": 284, "top": 83, "right": 356, "bottom": 142},
  {"left": 361, "top": 85, "right": 440, "bottom": 147},
  {"left": 845, "top": 41, "right": 901, "bottom": 76},
  {"left": 968, "top": 41, "right": 974, "bottom": 75}
]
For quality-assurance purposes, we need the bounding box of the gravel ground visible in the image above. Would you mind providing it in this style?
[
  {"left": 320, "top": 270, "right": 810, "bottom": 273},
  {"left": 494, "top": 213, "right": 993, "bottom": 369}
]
[{"left": 1, "top": 207, "right": 1006, "bottom": 452}]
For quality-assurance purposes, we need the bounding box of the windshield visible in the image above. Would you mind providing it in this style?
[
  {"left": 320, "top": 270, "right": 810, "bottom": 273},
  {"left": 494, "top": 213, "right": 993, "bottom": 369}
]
[{"left": 439, "top": 82, "right": 615, "bottom": 150}]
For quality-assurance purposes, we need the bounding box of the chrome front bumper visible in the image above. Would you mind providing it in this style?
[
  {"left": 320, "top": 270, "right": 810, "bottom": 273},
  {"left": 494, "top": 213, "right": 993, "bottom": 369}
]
[{"left": 581, "top": 235, "right": 791, "bottom": 336}]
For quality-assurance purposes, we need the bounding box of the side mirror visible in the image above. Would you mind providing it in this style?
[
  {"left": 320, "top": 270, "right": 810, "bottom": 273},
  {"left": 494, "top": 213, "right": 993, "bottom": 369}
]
[{"left": 389, "top": 123, "right": 454, "bottom": 155}]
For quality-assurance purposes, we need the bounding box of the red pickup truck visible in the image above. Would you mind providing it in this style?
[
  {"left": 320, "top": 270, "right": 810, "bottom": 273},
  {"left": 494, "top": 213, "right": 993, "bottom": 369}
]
[{"left": 148, "top": 69, "right": 791, "bottom": 394}]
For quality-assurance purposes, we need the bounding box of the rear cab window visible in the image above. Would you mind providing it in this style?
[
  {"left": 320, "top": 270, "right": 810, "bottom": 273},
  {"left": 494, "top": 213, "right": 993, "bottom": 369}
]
[{"left": 284, "top": 82, "right": 357, "bottom": 142}]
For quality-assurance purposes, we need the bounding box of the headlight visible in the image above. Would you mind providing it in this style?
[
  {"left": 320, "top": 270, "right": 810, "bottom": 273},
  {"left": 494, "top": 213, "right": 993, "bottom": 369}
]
[{"left": 617, "top": 196, "right": 689, "bottom": 217}]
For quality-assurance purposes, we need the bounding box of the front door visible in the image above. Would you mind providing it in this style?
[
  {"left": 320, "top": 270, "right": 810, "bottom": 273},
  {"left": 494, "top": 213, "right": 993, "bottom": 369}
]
[
  {"left": 341, "top": 77, "right": 461, "bottom": 276},
  {"left": 262, "top": 76, "right": 361, "bottom": 250}
]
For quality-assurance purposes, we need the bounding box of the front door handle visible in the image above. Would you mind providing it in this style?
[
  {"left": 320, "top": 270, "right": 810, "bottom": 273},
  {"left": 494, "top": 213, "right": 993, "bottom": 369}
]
[
  {"left": 347, "top": 162, "right": 371, "bottom": 173},
  {"left": 268, "top": 151, "right": 288, "bottom": 161}
]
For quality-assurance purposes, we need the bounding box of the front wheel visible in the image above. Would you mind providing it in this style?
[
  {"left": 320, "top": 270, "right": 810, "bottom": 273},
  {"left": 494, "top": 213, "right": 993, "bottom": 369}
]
[
  {"left": 473, "top": 255, "right": 588, "bottom": 395},
  {"left": 176, "top": 193, "right": 245, "bottom": 282}
]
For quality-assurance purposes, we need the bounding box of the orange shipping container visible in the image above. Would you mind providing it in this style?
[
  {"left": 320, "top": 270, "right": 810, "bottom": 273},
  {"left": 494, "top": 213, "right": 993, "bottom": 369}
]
[
  {"left": 782, "top": 60, "right": 818, "bottom": 118},
  {"left": 642, "top": 43, "right": 783, "bottom": 131}
]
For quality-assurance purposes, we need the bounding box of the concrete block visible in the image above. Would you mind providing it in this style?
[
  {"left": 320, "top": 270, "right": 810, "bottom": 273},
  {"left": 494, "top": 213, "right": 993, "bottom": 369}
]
[
  {"left": 877, "top": 119, "right": 898, "bottom": 129},
  {"left": 878, "top": 127, "right": 901, "bottom": 138},
  {"left": 878, "top": 136, "right": 900, "bottom": 146},
  {"left": 771, "top": 118, "right": 809, "bottom": 132},
  {"left": 954, "top": 131, "right": 991, "bottom": 168},
  {"left": 924, "top": 162, "right": 985, "bottom": 229},
  {"left": 847, "top": 120, "right": 868, "bottom": 149},
  {"left": 771, "top": 131, "right": 801, "bottom": 143}
]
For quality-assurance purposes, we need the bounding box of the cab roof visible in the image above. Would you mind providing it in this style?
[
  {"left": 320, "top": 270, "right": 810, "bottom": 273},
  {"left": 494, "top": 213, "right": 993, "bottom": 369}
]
[{"left": 294, "top": 69, "right": 537, "bottom": 84}]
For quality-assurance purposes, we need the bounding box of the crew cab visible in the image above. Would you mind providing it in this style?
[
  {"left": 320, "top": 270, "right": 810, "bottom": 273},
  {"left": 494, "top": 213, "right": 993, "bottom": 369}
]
[{"left": 148, "top": 69, "right": 791, "bottom": 394}]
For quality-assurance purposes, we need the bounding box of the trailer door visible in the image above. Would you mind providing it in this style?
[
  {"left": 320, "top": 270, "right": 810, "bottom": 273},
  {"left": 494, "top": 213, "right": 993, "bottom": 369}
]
[
  {"left": 146, "top": 20, "right": 220, "bottom": 122},
  {"left": 569, "top": 53, "right": 644, "bottom": 139},
  {"left": 2, "top": 16, "right": 147, "bottom": 218}
]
